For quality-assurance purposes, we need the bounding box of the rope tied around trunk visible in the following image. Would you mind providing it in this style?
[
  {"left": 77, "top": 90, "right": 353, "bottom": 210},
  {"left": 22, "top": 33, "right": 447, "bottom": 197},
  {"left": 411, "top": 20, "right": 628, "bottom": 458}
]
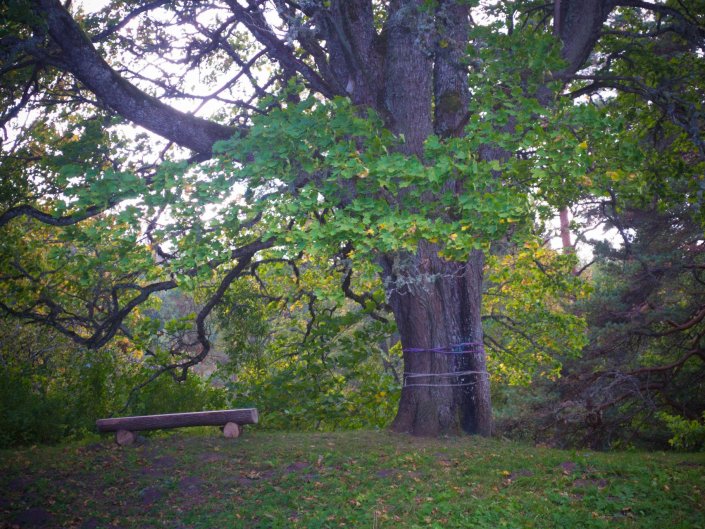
[{"left": 401, "top": 342, "right": 488, "bottom": 388}]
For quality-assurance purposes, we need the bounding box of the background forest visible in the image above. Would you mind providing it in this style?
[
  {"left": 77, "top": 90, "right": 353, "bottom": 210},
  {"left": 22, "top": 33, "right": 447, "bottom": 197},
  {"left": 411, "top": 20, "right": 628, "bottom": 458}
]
[{"left": 1, "top": 0, "right": 704, "bottom": 450}]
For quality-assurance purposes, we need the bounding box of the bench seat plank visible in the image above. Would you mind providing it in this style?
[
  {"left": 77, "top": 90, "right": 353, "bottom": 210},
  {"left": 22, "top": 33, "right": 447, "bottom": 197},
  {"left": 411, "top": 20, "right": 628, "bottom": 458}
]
[{"left": 96, "top": 408, "right": 258, "bottom": 432}]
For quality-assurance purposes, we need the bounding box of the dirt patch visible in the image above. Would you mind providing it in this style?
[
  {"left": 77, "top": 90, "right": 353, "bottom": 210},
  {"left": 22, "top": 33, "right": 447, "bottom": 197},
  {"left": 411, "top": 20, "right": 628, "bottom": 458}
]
[
  {"left": 175, "top": 476, "right": 207, "bottom": 506},
  {"left": 284, "top": 462, "right": 309, "bottom": 473},
  {"left": 200, "top": 453, "right": 225, "bottom": 463},
  {"left": 11, "top": 507, "right": 52, "bottom": 528},
  {"left": 236, "top": 477, "right": 257, "bottom": 487},
  {"left": 559, "top": 461, "right": 577, "bottom": 474},
  {"left": 678, "top": 461, "right": 704, "bottom": 468},
  {"left": 178, "top": 476, "right": 203, "bottom": 493},
  {"left": 140, "top": 487, "right": 164, "bottom": 505},
  {"left": 151, "top": 456, "right": 176, "bottom": 468},
  {"left": 140, "top": 466, "right": 165, "bottom": 477},
  {"left": 79, "top": 517, "right": 101, "bottom": 529},
  {"left": 7, "top": 477, "right": 34, "bottom": 491},
  {"left": 573, "top": 478, "right": 609, "bottom": 489},
  {"left": 139, "top": 455, "right": 177, "bottom": 477},
  {"left": 82, "top": 443, "right": 105, "bottom": 453}
]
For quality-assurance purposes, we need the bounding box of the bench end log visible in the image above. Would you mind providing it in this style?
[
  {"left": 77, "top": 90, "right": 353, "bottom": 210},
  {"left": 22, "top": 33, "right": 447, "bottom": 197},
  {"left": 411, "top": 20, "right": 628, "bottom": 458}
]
[
  {"left": 115, "top": 430, "right": 136, "bottom": 446},
  {"left": 223, "top": 422, "right": 240, "bottom": 438}
]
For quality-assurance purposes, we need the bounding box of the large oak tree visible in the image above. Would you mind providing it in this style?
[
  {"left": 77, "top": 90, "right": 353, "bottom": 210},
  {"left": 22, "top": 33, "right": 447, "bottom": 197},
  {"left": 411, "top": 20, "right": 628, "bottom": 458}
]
[{"left": 1, "top": 0, "right": 703, "bottom": 435}]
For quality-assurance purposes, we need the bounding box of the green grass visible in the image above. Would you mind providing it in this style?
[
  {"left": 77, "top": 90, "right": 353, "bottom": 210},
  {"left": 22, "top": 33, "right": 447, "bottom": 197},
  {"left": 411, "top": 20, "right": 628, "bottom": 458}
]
[{"left": 1, "top": 430, "right": 704, "bottom": 528}]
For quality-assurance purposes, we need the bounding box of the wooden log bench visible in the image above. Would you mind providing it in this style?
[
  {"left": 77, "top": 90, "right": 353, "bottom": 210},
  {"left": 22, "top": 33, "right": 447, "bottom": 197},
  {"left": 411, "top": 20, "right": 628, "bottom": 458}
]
[{"left": 96, "top": 408, "right": 258, "bottom": 446}]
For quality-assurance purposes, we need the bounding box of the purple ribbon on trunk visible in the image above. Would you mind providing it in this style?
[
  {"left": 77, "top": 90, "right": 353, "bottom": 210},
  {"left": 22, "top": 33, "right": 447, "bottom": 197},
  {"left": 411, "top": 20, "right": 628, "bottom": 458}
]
[{"left": 401, "top": 342, "right": 484, "bottom": 354}]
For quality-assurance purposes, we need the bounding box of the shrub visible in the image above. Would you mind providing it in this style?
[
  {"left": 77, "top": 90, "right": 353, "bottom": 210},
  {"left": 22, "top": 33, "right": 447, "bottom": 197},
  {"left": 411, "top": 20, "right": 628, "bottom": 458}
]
[{"left": 658, "top": 412, "right": 705, "bottom": 451}]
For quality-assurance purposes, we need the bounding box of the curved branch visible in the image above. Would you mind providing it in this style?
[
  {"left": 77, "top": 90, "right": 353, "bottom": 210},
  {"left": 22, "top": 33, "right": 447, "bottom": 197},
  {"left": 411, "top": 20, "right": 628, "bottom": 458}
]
[
  {"left": 223, "top": 0, "right": 337, "bottom": 99},
  {"left": 186, "top": 254, "right": 256, "bottom": 368},
  {"left": 616, "top": 1, "right": 705, "bottom": 31},
  {"left": 34, "top": 0, "right": 237, "bottom": 154},
  {"left": 640, "top": 305, "right": 705, "bottom": 338},
  {"left": 91, "top": 0, "right": 171, "bottom": 43},
  {"left": 341, "top": 265, "right": 389, "bottom": 323},
  {"left": 0, "top": 279, "right": 177, "bottom": 349},
  {"left": 0, "top": 201, "right": 117, "bottom": 228}
]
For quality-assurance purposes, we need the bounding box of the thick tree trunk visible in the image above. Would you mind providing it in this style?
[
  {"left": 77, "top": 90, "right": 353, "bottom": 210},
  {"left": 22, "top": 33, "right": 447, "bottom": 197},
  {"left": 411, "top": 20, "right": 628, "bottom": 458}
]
[{"left": 381, "top": 246, "right": 491, "bottom": 436}]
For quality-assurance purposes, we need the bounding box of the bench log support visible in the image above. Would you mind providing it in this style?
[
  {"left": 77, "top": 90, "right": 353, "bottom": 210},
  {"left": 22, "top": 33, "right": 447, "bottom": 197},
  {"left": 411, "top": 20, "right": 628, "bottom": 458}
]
[{"left": 223, "top": 422, "right": 240, "bottom": 438}]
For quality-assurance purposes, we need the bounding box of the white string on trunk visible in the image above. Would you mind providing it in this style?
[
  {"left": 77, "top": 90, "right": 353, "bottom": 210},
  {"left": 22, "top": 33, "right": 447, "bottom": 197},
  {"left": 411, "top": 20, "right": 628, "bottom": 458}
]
[{"left": 401, "top": 342, "right": 489, "bottom": 388}]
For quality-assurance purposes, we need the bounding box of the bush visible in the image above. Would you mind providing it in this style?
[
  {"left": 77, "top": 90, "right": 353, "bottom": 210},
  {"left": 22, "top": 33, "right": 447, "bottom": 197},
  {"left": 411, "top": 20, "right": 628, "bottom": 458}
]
[
  {"left": 123, "top": 370, "right": 229, "bottom": 417},
  {"left": 658, "top": 412, "right": 705, "bottom": 451},
  {"left": 0, "top": 319, "right": 229, "bottom": 448}
]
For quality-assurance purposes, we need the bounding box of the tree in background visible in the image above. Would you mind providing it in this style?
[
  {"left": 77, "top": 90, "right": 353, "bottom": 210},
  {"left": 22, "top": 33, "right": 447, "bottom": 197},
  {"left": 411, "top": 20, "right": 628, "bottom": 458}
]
[
  {"left": 497, "top": 22, "right": 705, "bottom": 447},
  {"left": 543, "top": 112, "right": 705, "bottom": 448},
  {"left": 1, "top": 0, "right": 703, "bottom": 436}
]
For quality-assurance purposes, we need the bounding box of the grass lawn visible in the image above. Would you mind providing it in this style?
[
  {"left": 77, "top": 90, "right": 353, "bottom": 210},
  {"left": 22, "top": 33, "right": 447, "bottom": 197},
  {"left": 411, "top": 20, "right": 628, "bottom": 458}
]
[{"left": 1, "top": 430, "right": 703, "bottom": 528}]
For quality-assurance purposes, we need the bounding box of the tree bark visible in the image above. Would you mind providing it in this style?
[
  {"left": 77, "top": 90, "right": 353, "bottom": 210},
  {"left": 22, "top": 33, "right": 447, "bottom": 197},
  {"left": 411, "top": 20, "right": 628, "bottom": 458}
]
[
  {"left": 559, "top": 207, "right": 573, "bottom": 252},
  {"left": 381, "top": 246, "right": 491, "bottom": 436},
  {"left": 376, "top": 0, "right": 611, "bottom": 436},
  {"left": 554, "top": 0, "right": 614, "bottom": 76}
]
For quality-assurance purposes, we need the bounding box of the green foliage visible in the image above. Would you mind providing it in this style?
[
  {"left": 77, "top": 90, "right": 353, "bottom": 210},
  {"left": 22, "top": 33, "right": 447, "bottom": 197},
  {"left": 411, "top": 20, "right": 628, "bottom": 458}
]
[
  {"left": 484, "top": 242, "right": 589, "bottom": 384},
  {"left": 0, "top": 18, "right": 620, "bottom": 436},
  {"left": 228, "top": 342, "right": 399, "bottom": 431},
  {"left": 0, "top": 319, "right": 118, "bottom": 447},
  {"left": 214, "top": 257, "right": 400, "bottom": 431},
  {"left": 0, "top": 70, "right": 602, "bottom": 440},
  {"left": 500, "top": 204, "right": 705, "bottom": 448},
  {"left": 658, "top": 412, "right": 705, "bottom": 451},
  {"left": 210, "top": 84, "right": 607, "bottom": 262},
  {"left": 0, "top": 318, "right": 227, "bottom": 448},
  {"left": 122, "top": 371, "right": 229, "bottom": 418},
  {"left": 481, "top": 1, "right": 705, "bottom": 450}
]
